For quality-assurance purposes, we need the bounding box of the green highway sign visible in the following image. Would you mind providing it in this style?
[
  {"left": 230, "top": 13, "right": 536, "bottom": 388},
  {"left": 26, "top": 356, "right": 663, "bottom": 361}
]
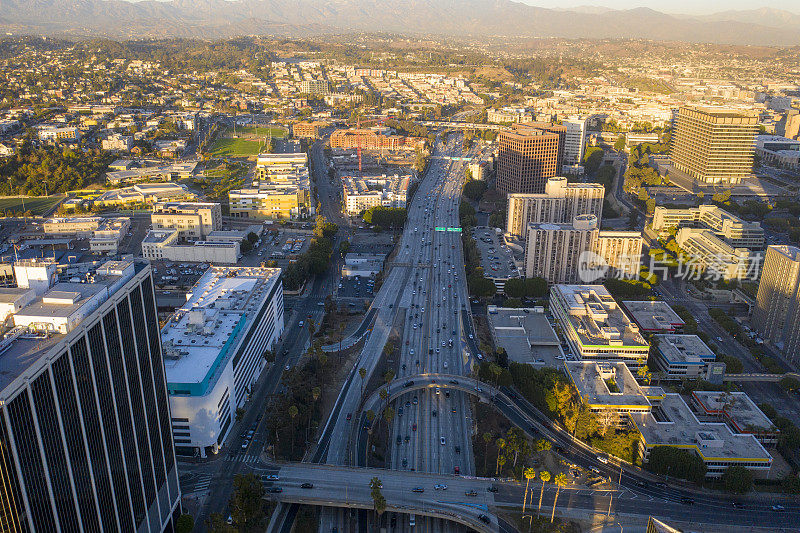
[
  {"left": 447, "top": 227, "right": 462, "bottom": 232},
  {"left": 435, "top": 227, "right": 447, "bottom": 231}
]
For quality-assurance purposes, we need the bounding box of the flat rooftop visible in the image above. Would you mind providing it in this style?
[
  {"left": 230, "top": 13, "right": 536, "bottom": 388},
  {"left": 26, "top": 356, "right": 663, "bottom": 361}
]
[
  {"left": 487, "top": 307, "right": 561, "bottom": 365},
  {"left": 564, "top": 361, "right": 651, "bottom": 408},
  {"left": 0, "top": 260, "right": 142, "bottom": 393},
  {"left": 629, "top": 394, "right": 772, "bottom": 463},
  {"left": 692, "top": 391, "right": 776, "bottom": 434},
  {"left": 552, "top": 285, "right": 649, "bottom": 351},
  {"left": 654, "top": 334, "right": 715, "bottom": 365},
  {"left": 622, "top": 300, "right": 685, "bottom": 332},
  {"left": 162, "top": 266, "right": 281, "bottom": 395}
]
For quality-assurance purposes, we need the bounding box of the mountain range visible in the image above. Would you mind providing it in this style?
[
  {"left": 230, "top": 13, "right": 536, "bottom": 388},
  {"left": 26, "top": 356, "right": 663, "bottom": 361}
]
[{"left": 1, "top": 0, "right": 800, "bottom": 46}]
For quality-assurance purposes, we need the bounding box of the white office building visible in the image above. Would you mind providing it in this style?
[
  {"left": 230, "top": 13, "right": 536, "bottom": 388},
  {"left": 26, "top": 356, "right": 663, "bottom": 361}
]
[
  {"left": 563, "top": 117, "right": 587, "bottom": 165},
  {"left": 163, "top": 267, "right": 284, "bottom": 457}
]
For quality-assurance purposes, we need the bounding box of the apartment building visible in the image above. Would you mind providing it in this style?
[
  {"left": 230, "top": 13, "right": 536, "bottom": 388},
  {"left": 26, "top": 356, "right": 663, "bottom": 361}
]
[
  {"left": 562, "top": 117, "right": 587, "bottom": 165},
  {"left": 506, "top": 177, "right": 604, "bottom": 239},
  {"left": 550, "top": 284, "right": 650, "bottom": 369},
  {"left": 675, "top": 228, "right": 754, "bottom": 280},
  {"left": 486, "top": 107, "right": 533, "bottom": 124},
  {"left": 671, "top": 106, "right": 758, "bottom": 185},
  {"left": 524, "top": 215, "right": 642, "bottom": 283},
  {"left": 37, "top": 125, "right": 81, "bottom": 142},
  {"left": 342, "top": 174, "right": 410, "bottom": 215},
  {"left": 151, "top": 202, "right": 222, "bottom": 240},
  {"left": 229, "top": 184, "right": 311, "bottom": 220},
  {"left": 0, "top": 259, "right": 180, "bottom": 531},
  {"left": 300, "top": 79, "right": 330, "bottom": 95},
  {"left": 496, "top": 123, "right": 566, "bottom": 194},
  {"left": 652, "top": 205, "right": 764, "bottom": 249},
  {"left": 752, "top": 245, "right": 800, "bottom": 364},
  {"left": 163, "top": 267, "right": 284, "bottom": 457},
  {"left": 292, "top": 121, "right": 326, "bottom": 138},
  {"left": 329, "top": 128, "right": 426, "bottom": 152}
]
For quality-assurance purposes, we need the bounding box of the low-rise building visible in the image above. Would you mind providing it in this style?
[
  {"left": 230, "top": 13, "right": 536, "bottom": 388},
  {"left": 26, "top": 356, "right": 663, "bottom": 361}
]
[
  {"left": 691, "top": 391, "right": 779, "bottom": 446},
  {"left": 37, "top": 125, "right": 80, "bottom": 142},
  {"left": 102, "top": 133, "right": 133, "bottom": 151},
  {"left": 293, "top": 121, "right": 326, "bottom": 138},
  {"left": 621, "top": 301, "right": 685, "bottom": 333},
  {"left": 342, "top": 174, "right": 410, "bottom": 215},
  {"left": 151, "top": 202, "right": 222, "bottom": 240},
  {"left": 141, "top": 229, "right": 240, "bottom": 264},
  {"left": 163, "top": 266, "right": 284, "bottom": 457},
  {"left": 42, "top": 216, "right": 130, "bottom": 253},
  {"left": 564, "top": 361, "right": 659, "bottom": 426},
  {"left": 94, "top": 182, "right": 194, "bottom": 207},
  {"left": 755, "top": 134, "right": 800, "bottom": 170},
  {"left": 550, "top": 284, "right": 650, "bottom": 369},
  {"left": 652, "top": 205, "right": 764, "bottom": 249},
  {"left": 629, "top": 394, "right": 772, "bottom": 479},
  {"left": 228, "top": 184, "right": 311, "bottom": 220},
  {"left": 675, "top": 228, "right": 754, "bottom": 280},
  {"left": 342, "top": 253, "right": 385, "bottom": 278},
  {"left": 652, "top": 334, "right": 716, "bottom": 378}
]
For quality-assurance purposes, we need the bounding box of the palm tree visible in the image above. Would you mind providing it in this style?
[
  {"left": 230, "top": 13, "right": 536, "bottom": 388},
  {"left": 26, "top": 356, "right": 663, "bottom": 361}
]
[
  {"left": 359, "top": 367, "right": 367, "bottom": 397},
  {"left": 550, "top": 473, "right": 568, "bottom": 523},
  {"left": 482, "top": 432, "right": 492, "bottom": 474},
  {"left": 495, "top": 438, "right": 506, "bottom": 475},
  {"left": 498, "top": 455, "right": 507, "bottom": 477},
  {"left": 537, "top": 470, "right": 550, "bottom": 515},
  {"left": 379, "top": 388, "right": 389, "bottom": 414},
  {"left": 523, "top": 468, "right": 536, "bottom": 513},
  {"left": 308, "top": 387, "right": 321, "bottom": 439},
  {"left": 288, "top": 405, "right": 298, "bottom": 458}
]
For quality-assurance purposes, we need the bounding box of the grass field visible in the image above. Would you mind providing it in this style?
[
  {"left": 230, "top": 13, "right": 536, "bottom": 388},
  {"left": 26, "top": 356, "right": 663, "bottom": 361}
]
[
  {"left": 209, "top": 137, "right": 265, "bottom": 157},
  {"left": 235, "top": 125, "right": 287, "bottom": 138},
  {"left": 0, "top": 196, "right": 64, "bottom": 215}
]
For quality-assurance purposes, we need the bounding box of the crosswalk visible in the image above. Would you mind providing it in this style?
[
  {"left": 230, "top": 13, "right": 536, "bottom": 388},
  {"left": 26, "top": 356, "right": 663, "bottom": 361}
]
[{"left": 224, "top": 454, "right": 261, "bottom": 464}]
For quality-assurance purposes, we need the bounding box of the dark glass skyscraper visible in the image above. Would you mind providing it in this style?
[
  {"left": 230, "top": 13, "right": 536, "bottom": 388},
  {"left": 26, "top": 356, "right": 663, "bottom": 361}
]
[{"left": 0, "top": 259, "right": 180, "bottom": 532}]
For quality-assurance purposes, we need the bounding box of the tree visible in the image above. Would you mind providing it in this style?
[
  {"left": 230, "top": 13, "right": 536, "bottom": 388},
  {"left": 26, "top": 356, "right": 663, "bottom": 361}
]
[
  {"left": 359, "top": 367, "right": 367, "bottom": 397},
  {"left": 288, "top": 405, "right": 299, "bottom": 457},
  {"left": 240, "top": 239, "right": 253, "bottom": 253},
  {"left": 495, "top": 438, "right": 506, "bottom": 475},
  {"left": 647, "top": 446, "right": 707, "bottom": 482},
  {"left": 235, "top": 407, "right": 245, "bottom": 421},
  {"left": 779, "top": 376, "right": 800, "bottom": 392},
  {"left": 176, "top": 514, "right": 194, "bottom": 533},
  {"left": 583, "top": 147, "right": 604, "bottom": 175},
  {"left": 482, "top": 432, "right": 492, "bottom": 473},
  {"left": 550, "top": 472, "right": 568, "bottom": 523},
  {"left": 370, "top": 477, "right": 387, "bottom": 523},
  {"left": 614, "top": 135, "right": 626, "bottom": 152},
  {"left": 537, "top": 470, "right": 550, "bottom": 515},
  {"left": 523, "top": 468, "right": 536, "bottom": 512},
  {"left": 229, "top": 473, "right": 265, "bottom": 530},
  {"left": 721, "top": 465, "right": 753, "bottom": 494},
  {"left": 207, "top": 513, "right": 236, "bottom": 532},
  {"left": 247, "top": 231, "right": 259, "bottom": 244}
]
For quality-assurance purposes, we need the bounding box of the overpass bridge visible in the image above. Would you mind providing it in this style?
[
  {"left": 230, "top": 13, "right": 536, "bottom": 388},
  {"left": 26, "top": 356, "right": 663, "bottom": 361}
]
[
  {"left": 263, "top": 463, "right": 498, "bottom": 533},
  {"left": 723, "top": 372, "right": 799, "bottom": 383}
]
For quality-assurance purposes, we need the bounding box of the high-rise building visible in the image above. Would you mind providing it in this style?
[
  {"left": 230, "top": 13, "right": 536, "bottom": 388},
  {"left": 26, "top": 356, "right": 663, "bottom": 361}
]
[
  {"left": 164, "top": 266, "right": 284, "bottom": 457},
  {"left": 506, "top": 177, "right": 604, "bottom": 239},
  {"left": 752, "top": 245, "right": 800, "bottom": 364},
  {"left": 0, "top": 259, "right": 180, "bottom": 532},
  {"left": 671, "top": 106, "right": 758, "bottom": 185},
  {"left": 496, "top": 123, "right": 565, "bottom": 194},
  {"left": 562, "top": 117, "right": 587, "bottom": 165},
  {"left": 523, "top": 216, "right": 642, "bottom": 283},
  {"left": 299, "top": 79, "right": 330, "bottom": 95}
]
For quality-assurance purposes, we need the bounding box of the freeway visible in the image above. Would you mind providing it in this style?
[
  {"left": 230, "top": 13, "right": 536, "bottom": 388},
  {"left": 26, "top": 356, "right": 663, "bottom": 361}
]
[{"left": 264, "top": 463, "right": 497, "bottom": 532}]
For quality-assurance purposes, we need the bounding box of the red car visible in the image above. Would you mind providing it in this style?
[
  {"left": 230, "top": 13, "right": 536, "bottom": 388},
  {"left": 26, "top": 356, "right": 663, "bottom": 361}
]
[
  {"left": 346, "top": 413, "right": 352, "bottom": 421},
  {"left": 454, "top": 466, "right": 460, "bottom": 475},
  {"left": 412, "top": 423, "right": 417, "bottom": 431}
]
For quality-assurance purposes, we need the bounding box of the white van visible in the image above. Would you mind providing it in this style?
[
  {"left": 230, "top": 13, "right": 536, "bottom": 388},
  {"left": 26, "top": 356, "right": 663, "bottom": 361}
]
[{"left": 409, "top": 514, "right": 416, "bottom": 527}]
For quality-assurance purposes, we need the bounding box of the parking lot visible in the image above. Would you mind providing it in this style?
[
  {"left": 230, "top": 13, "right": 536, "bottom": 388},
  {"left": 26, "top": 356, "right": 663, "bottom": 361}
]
[
  {"left": 472, "top": 226, "right": 519, "bottom": 279},
  {"left": 239, "top": 229, "right": 313, "bottom": 267},
  {"left": 337, "top": 275, "right": 376, "bottom": 299}
]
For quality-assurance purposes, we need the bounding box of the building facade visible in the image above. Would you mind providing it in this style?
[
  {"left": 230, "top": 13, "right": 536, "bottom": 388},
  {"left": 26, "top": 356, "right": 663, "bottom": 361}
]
[
  {"left": 506, "top": 177, "right": 604, "bottom": 239},
  {"left": 141, "top": 229, "right": 240, "bottom": 264},
  {"left": 752, "top": 245, "right": 800, "bottom": 364},
  {"left": 496, "top": 123, "right": 565, "bottom": 194},
  {"left": 651, "top": 205, "right": 764, "bottom": 249},
  {"left": 0, "top": 259, "right": 180, "bottom": 531},
  {"left": 562, "top": 117, "right": 587, "bottom": 165},
  {"left": 163, "top": 267, "right": 284, "bottom": 457},
  {"left": 151, "top": 202, "right": 222, "bottom": 240},
  {"left": 671, "top": 106, "right": 758, "bottom": 185}
]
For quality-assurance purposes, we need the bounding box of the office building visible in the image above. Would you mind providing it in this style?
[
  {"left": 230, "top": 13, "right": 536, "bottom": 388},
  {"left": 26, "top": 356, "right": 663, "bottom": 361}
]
[
  {"left": 652, "top": 334, "right": 716, "bottom": 378},
  {"left": 550, "top": 284, "right": 650, "bottom": 369},
  {"left": 151, "top": 202, "right": 222, "bottom": 240},
  {"left": 629, "top": 394, "right": 772, "bottom": 478},
  {"left": 254, "top": 153, "right": 309, "bottom": 180},
  {"left": 691, "top": 391, "right": 779, "bottom": 446},
  {"left": 755, "top": 134, "right": 800, "bottom": 170},
  {"left": 342, "top": 174, "right": 410, "bottom": 215},
  {"left": 671, "top": 106, "right": 758, "bottom": 185},
  {"left": 42, "top": 216, "right": 131, "bottom": 254},
  {"left": 94, "top": 183, "right": 195, "bottom": 207},
  {"left": 621, "top": 300, "right": 685, "bottom": 334},
  {"left": 0, "top": 259, "right": 180, "bottom": 531},
  {"left": 564, "top": 361, "right": 662, "bottom": 426},
  {"left": 141, "top": 229, "right": 240, "bottom": 264},
  {"left": 651, "top": 205, "right": 764, "bottom": 249},
  {"left": 524, "top": 216, "right": 642, "bottom": 283},
  {"left": 37, "top": 126, "right": 81, "bottom": 142},
  {"left": 163, "top": 267, "right": 284, "bottom": 457},
  {"left": 675, "top": 228, "right": 754, "bottom": 280},
  {"left": 562, "top": 117, "right": 587, "bottom": 165},
  {"left": 229, "top": 153, "right": 312, "bottom": 220},
  {"left": 752, "top": 245, "right": 800, "bottom": 364},
  {"left": 506, "top": 177, "right": 604, "bottom": 239},
  {"left": 496, "top": 123, "right": 565, "bottom": 194}
]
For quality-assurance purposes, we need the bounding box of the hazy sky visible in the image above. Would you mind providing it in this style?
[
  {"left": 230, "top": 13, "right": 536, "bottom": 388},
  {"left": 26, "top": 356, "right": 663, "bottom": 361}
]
[{"left": 518, "top": 0, "right": 798, "bottom": 15}]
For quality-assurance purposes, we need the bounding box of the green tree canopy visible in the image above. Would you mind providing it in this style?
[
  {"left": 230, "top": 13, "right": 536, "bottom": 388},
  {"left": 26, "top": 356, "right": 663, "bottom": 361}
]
[
  {"left": 721, "top": 465, "right": 753, "bottom": 494},
  {"left": 646, "top": 446, "right": 707, "bottom": 482}
]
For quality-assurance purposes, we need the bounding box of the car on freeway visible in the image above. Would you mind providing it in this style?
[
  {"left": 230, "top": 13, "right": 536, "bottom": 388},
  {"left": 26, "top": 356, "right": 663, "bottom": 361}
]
[
  {"left": 478, "top": 514, "right": 491, "bottom": 524},
  {"left": 301, "top": 483, "right": 314, "bottom": 489},
  {"left": 487, "top": 485, "right": 498, "bottom": 493},
  {"left": 346, "top": 413, "right": 352, "bottom": 420},
  {"left": 412, "top": 487, "right": 424, "bottom": 493},
  {"left": 440, "top": 436, "right": 446, "bottom": 445},
  {"left": 264, "top": 474, "right": 280, "bottom": 481},
  {"left": 267, "top": 487, "right": 283, "bottom": 493},
  {"left": 412, "top": 423, "right": 417, "bottom": 431},
  {"left": 434, "top": 484, "right": 447, "bottom": 490},
  {"left": 465, "top": 490, "right": 478, "bottom": 497}
]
